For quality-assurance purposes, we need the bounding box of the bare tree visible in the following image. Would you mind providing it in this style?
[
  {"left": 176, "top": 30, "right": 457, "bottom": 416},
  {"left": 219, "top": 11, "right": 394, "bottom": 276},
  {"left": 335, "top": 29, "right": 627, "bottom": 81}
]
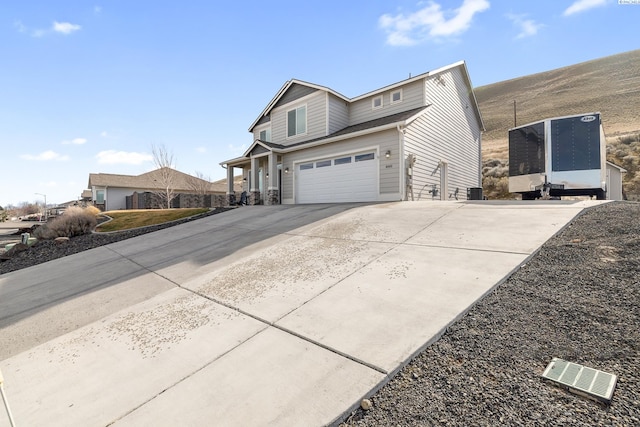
[
  {"left": 151, "top": 144, "right": 177, "bottom": 209},
  {"left": 186, "top": 170, "right": 212, "bottom": 195}
]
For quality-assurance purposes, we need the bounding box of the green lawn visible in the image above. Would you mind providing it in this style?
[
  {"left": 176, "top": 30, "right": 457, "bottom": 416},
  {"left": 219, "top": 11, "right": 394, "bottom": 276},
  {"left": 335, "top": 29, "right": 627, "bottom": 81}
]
[{"left": 96, "top": 208, "right": 209, "bottom": 232}]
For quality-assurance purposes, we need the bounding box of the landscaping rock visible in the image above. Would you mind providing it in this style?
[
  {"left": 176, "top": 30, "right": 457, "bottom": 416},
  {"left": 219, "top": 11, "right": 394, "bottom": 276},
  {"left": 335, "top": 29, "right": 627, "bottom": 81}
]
[
  {"left": 54, "top": 237, "right": 70, "bottom": 244},
  {"left": 5, "top": 242, "right": 29, "bottom": 257},
  {"left": 341, "top": 201, "right": 640, "bottom": 426}
]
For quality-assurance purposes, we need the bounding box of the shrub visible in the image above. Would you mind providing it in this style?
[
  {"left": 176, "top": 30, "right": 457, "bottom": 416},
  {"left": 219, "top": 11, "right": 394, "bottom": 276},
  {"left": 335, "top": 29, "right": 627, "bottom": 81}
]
[
  {"left": 33, "top": 206, "right": 98, "bottom": 240},
  {"left": 84, "top": 205, "right": 101, "bottom": 217}
]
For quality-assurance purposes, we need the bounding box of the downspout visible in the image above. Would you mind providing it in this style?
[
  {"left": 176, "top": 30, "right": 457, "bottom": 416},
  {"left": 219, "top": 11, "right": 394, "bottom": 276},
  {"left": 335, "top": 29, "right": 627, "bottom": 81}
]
[
  {"left": 397, "top": 123, "right": 406, "bottom": 201},
  {"left": 478, "top": 131, "right": 483, "bottom": 187}
]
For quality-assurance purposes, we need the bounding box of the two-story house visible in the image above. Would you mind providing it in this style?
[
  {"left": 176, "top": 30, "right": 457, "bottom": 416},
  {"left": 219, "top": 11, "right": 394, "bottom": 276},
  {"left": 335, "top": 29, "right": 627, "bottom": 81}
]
[{"left": 220, "top": 60, "right": 484, "bottom": 205}]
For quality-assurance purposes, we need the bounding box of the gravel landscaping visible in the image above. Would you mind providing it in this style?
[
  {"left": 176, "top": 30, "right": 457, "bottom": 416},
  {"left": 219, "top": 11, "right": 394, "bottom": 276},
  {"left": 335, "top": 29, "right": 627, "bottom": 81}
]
[
  {"left": 341, "top": 201, "right": 640, "bottom": 426},
  {"left": 2, "top": 202, "right": 639, "bottom": 425}
]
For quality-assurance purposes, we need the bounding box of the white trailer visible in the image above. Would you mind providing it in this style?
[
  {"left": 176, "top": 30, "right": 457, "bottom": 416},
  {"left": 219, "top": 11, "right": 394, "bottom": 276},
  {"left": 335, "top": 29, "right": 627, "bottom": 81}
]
[{"left": 508, "top": 112, "right": 607, "bottom": 200}]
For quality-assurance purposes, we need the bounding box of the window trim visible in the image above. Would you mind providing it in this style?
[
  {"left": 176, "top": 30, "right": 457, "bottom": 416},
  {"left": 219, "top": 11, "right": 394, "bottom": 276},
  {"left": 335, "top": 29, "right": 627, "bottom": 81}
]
[
  {"left": 355, "top": 153, "right": 375, "bottom": 162},
  {"left": 258, "top": 127, "right": 271, "bottom": 142},
  {"left": 390, "top": 89, "right": 403, "bottom": 104},
  {"left": 372, "top": 95, "right": 383, "bottom": 110},
  {"left": 286, "top": 104, "right": 307, "bottom": 138},
  {"left": 334, "top": 156, "right": 352, "bottom": 165}
]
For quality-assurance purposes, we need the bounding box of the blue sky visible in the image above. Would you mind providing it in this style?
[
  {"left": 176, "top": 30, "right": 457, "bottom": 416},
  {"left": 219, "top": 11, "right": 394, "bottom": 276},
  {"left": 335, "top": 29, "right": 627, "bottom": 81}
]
[{"left": 1, "top": 0, "right": 638, "bottom": 207}]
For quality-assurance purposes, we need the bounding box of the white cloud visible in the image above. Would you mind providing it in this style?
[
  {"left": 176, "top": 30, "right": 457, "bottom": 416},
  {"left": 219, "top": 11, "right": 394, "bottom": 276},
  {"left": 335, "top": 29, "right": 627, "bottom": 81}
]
[
  {"left": 94, "top": 6, "right": 102, "bottom": 15},
  {"left": 564, "top": 0, "right": 608, "bottom": 16},
  {"left": 95, "top": 150, "right": 153, "bottom": 165},
  {"left": 20, "top": 150, "right": 70, "bottom": 161},
  {"left": 100, "top": 131, "right": 108, "bottom": 137},
  {"left": 379, "top": 0, "right": 490, "bottom": 46},
  {"left": 506, "top": 14, "right": 543, "bottom": 39},
  {"left": 15, "top": 20, "right": 82, "bottom": 37},
  {"left": 196, "top": 146, "right": 207, "bottom": 153},
  {"left": 53, "top": 21, "right": 81, "bottom": 34},
  {"left": 43, "top": 181, "right": 58, "bottom": 188},
  {"left": 62, "top": 137, "right": 87, "bottom": 145}
]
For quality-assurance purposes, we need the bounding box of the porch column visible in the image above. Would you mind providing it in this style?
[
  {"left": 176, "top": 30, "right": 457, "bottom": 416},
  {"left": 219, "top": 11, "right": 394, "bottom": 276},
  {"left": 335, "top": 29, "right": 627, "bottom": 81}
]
[
  {"left": 266, "top": 152, "right": 279, "bottom": 205},
  {"left": 226, "top": 165, "right": 236, "bottom": 206},
  {"left": 250, "top": 156, "right": 260, "bottom": 205}
]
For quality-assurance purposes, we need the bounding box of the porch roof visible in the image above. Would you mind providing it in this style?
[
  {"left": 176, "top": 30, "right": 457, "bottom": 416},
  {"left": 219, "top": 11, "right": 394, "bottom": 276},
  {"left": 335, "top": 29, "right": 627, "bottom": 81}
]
[{"left": 221, "top": 106, "right": 429, "bottom": 167}]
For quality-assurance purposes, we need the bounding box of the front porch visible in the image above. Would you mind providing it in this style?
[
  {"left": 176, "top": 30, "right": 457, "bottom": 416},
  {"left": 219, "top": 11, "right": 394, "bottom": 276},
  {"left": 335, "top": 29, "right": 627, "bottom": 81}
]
[{"left": 223, "top": 142, "right": 283, "bottom": 206}]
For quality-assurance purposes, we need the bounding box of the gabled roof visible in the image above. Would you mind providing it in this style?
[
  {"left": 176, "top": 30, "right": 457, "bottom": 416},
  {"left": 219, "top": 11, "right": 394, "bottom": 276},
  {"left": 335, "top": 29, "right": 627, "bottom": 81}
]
[
  {"left": 249, "top": 79, "right": 350, "bottom": 132},
  {"left": 349, "top": 61, "right": 484, "bottom": 131},
  {"left": 88, "top": 167, "right": 242, "bottom": 193},
  {"left": 249, "top": 61, "right": 484, "bottom": 134},
  {"left": 241, "top": 139, "right": 286, "bottom": 158}
]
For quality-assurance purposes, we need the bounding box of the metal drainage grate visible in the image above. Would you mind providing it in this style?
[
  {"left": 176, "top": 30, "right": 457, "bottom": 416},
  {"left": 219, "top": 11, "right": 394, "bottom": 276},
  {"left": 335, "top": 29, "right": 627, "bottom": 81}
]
[{"left": 542, "top": 358, "right": 617, "bottom": 404}]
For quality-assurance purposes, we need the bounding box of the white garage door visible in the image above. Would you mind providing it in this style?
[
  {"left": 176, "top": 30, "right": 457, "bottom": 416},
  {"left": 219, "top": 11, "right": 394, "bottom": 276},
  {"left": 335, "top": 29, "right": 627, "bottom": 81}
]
[{"left": 296, "top": 152, "right": 378, "bottom": 203}]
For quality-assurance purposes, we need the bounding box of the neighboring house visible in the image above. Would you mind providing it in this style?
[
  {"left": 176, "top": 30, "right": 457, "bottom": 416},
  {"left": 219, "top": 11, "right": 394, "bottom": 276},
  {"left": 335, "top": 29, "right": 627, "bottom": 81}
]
[
  {"left": 87, "top": 167, "right": 242, "bottom": 211},
  {"left": 220, "top": 61, "right": 484, "bottom": 205}
]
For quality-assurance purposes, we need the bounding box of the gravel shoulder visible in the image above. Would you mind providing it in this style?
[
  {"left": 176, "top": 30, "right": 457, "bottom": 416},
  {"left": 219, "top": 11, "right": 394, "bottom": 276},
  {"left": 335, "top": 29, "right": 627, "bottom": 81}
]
[{"left": 341, "top": 201, "right": 640, "bottom": 426}]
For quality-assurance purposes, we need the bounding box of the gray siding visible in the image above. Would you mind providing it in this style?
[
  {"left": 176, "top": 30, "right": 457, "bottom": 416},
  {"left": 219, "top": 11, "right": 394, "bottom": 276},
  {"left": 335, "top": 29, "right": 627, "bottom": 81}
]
[
  {"left": 280, "top": 128, "right": 400, "bottom": 201},
  {"left": 253, "top": 124, "right": 270, "bottom": 142},
  {"left": 349, "top": 79, "right": 425, "bottom": 126},
  {"left": 404, "top": 68, "right": 482, "bottom": 201},
  {"left": 328, "top": 93, "right": 349, "bottom": 134},
  {"left": 255, "top": 114, "right": 270, "bottom": 127},
  {"left": 273, "top": 84, "right": 318, "bottom": 109},
  {"left": 271, "top": 91, "right": 327, "bottom": 145},
  {"left": 106, "top": 187, "right": 142, "bottom": 211}
]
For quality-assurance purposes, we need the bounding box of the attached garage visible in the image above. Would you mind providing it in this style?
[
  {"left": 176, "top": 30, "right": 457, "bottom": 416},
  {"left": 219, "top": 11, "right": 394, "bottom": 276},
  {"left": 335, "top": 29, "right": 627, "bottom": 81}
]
[{"left": 295, "top": 151, "right": 378, "bottom": 203}]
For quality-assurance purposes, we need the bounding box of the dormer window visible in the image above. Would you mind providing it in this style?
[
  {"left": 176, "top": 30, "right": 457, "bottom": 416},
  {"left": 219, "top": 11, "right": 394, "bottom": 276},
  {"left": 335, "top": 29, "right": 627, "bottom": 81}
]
[
  {"left": 372, "top": 96, "right": 383, "bottom": 110},
  {"left": 391, "top": 89, "right": 403, "bottom": 104}
]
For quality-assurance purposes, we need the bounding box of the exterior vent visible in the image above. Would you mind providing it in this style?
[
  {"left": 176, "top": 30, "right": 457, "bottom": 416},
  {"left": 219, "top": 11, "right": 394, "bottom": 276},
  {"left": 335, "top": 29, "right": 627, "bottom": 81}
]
[{"left": 542, "top": 358, "right": 617, "bottom": 404}]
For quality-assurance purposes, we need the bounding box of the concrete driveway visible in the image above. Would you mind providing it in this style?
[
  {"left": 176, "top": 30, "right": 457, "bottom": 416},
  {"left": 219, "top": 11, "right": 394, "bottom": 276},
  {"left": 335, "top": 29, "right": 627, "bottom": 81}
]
[{"left": 0, "top": 201, "right": 602, "bottom": 426}]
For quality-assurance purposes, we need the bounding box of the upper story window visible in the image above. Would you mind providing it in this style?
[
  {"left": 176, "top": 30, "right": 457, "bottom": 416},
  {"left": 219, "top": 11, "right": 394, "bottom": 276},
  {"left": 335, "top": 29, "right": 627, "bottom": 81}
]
[
  {"left": 372, "top": 96, "right": 383, "bottom": 110},
  {"left": 391, "top": 89, "right": 402, "bottom": 104},
  {"left": 287, "top": 105, "right": 307, "bottom": 137},
  {"left": 259, "top": 128, "right": 271, "bottom": 142}
]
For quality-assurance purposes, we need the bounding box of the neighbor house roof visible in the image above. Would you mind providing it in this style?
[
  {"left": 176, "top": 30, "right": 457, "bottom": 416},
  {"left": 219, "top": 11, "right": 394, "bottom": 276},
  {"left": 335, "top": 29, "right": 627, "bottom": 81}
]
[{"left": 88, "top": 167, "right": 242, "bottom": 193}]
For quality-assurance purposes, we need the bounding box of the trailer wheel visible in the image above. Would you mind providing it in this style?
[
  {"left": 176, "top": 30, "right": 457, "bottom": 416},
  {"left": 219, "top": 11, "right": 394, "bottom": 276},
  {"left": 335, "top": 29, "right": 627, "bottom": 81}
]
[
  {"left": 596, "top": 189, "right": 606, "bottom": 200},
  {"left": 521, "top": 192, "right": 538, "bottom": 200}
]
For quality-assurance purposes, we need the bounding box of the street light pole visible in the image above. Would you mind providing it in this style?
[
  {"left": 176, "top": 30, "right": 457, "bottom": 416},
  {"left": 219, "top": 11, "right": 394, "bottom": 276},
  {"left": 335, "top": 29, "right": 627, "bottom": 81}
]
[{"left": 35, "top": 193, "right": 47, "bottom": 221}]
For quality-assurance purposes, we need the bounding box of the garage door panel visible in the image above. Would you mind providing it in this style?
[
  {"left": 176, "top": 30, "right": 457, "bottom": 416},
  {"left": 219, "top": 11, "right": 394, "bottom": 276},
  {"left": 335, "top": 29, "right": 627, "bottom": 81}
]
[{"left": 296, "top": 152, "right": 378, "bottom": 204}]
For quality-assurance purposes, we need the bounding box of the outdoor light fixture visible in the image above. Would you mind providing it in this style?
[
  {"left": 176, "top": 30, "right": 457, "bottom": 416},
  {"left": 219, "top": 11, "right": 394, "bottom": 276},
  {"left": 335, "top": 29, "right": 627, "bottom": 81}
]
[
  {"left": 284, "top": 167, "right": 289, "bottom": 173},
  {"left": 266, "top": 172, "right": 269, "bottom": 178},
  {"left": 385, "top": 150, "right": 391, "bottom": 159}
]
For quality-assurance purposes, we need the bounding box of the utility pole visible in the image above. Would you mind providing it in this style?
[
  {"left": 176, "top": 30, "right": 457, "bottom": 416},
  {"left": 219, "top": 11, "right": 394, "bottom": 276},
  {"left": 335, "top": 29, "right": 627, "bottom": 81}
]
[{"left": 513, "top": 100, "right": 517, "bottom": 127}]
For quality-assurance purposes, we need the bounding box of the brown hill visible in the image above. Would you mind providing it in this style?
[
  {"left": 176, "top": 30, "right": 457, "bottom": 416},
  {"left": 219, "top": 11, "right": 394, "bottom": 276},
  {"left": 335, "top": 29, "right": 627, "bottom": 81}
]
[{"left": 475, "top": 49, "right": 640, "bottom": 199}]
